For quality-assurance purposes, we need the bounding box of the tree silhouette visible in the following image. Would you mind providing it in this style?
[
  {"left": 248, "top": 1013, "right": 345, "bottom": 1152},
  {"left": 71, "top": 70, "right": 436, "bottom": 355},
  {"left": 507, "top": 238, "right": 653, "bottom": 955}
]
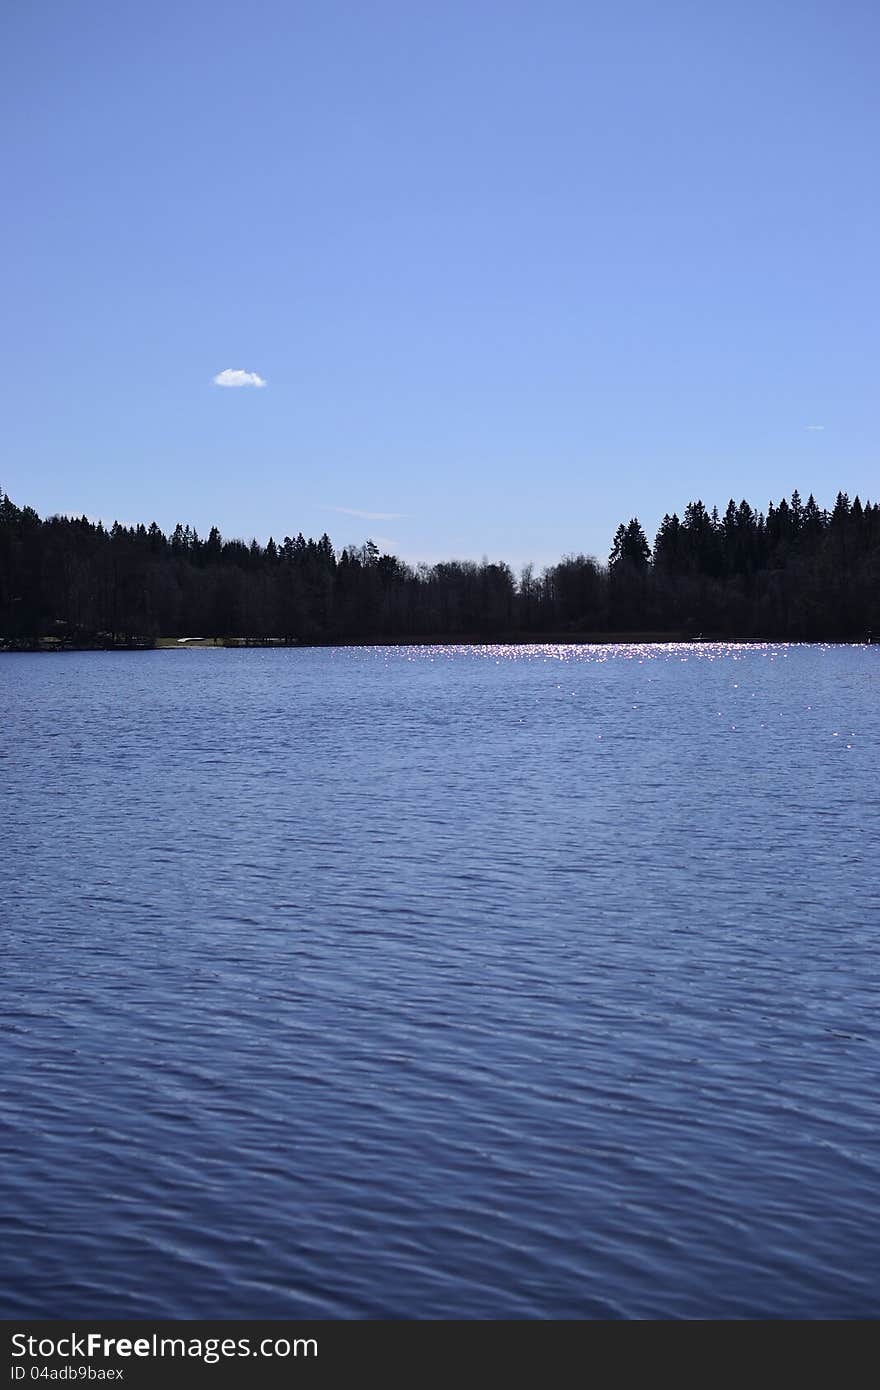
[
  {"left": 609, "top": 519, "right": 650, "bottom": 570},
  {"left": 1, "top": 484, "right": 877, "bottom": 646}
]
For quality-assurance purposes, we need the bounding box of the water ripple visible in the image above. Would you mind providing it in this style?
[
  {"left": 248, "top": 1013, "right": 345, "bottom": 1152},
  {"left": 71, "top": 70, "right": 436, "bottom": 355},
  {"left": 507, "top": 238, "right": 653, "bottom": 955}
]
[{"left": 2, "top": 644, "right": 879, "bottom": 1317}]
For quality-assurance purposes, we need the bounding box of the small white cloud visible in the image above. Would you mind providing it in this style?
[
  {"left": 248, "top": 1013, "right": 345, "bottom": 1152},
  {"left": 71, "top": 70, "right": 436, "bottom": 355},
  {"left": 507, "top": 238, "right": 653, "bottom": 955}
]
[
  {"left": 213, "top": 368, "right": 266, "bottom": 388},
  {"left": 806, "top": 424, "right": 825, "bottom": 431},
  {"left": 326, "top": 505, "right": 407, "bottom": 520}
]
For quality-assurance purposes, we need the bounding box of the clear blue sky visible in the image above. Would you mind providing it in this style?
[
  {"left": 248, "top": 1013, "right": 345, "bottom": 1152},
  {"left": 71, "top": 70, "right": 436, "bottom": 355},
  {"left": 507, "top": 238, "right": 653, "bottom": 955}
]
[{"left": 2, "top": 1, "right": 877, "bottom": 570}]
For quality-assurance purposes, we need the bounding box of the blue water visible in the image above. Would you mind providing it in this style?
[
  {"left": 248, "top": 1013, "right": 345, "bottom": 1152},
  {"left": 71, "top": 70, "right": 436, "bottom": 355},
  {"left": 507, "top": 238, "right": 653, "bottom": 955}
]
[{"left": 2, "top": 643, "right": 879, "bottom": 1318}]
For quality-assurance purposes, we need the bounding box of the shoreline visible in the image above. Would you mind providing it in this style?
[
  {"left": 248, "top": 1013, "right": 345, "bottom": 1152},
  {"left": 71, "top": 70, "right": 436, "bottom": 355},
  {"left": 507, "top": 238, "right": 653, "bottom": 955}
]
[{"left": 2, "top": 630, "right": 877, "bottom": 653}]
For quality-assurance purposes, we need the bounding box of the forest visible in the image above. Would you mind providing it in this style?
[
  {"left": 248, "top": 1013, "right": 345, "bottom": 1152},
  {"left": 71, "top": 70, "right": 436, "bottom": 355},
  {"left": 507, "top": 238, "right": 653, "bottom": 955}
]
[{"left": 0, "top": 486, "right": 877, "bottom": 646}]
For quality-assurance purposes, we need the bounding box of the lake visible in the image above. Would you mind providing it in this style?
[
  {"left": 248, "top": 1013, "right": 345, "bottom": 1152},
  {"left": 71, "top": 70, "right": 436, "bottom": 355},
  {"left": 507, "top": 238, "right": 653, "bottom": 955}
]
[{"left": 2, "top": 642, "right": 879, "bottom": 1318}]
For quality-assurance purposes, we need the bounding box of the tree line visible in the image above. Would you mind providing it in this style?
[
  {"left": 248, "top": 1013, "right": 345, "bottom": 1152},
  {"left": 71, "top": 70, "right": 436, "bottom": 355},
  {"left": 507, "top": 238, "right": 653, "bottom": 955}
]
[{"left": 0, "top": 486, "right": 877, "bottom": 646}]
